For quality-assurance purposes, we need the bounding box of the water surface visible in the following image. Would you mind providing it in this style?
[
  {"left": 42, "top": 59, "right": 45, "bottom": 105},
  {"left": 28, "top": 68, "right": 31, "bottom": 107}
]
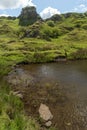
[{"left": 21, "top": 60, "right": 87, "bottom": 130}]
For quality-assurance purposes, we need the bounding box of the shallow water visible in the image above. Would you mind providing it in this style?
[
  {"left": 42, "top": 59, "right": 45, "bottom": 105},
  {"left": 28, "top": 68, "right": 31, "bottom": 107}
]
[{"left": 18, "top": 61, "right": 87, "bottom": 129}]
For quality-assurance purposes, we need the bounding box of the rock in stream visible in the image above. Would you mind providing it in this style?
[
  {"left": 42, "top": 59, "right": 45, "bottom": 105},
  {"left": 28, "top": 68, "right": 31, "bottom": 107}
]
[{"left": 39, "top": 103, "right": 53, "bottom": 127}]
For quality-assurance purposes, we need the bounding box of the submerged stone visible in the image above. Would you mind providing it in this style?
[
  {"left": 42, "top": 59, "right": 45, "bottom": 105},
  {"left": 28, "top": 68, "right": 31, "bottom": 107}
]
[{"left": 45, "top": 121, "right": 52, "bottom": 127}]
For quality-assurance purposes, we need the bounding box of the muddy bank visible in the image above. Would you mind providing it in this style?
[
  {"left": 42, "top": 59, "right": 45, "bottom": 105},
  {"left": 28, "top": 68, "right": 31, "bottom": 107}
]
[{"left": 7, "top": 62, "right": 87, "bottom": 130}]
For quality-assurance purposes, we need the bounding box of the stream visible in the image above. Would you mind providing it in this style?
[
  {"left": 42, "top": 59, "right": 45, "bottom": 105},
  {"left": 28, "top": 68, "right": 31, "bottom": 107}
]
[{"left": 8, "top": 60, "right": 87, "bottom": 130}]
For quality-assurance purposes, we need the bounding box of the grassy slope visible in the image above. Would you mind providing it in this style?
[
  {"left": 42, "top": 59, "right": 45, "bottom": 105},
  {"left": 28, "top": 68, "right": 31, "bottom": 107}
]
[
  {"left": 0, "top": 14, "right": 87, "bottom": 130},
  {"left": 0, "top": 15, "right": 87, "bottom": 70}
]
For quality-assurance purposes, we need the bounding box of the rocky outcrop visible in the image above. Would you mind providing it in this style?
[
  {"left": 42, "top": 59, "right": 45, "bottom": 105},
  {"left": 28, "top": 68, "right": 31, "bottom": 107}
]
[
  {"left": 19, "top": 6, "right": 41, "bottom": 26},
  {"left": 39, "top": 103, "right": 53, "bottom": 127}
]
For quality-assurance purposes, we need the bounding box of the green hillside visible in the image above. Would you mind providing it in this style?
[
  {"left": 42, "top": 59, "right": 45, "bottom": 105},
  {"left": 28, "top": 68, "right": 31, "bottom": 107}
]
[
  {"left": 0, "top": 11, "right": 87, "bottom": 71},
  {"left": 0, "top": 6, "right": 87, "bottom": 130}
]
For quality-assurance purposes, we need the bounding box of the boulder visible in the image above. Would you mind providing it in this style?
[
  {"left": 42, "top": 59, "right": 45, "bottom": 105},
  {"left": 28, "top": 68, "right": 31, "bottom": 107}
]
[{"left": 39, "top": 103, "right": 53, "bottom": 121}]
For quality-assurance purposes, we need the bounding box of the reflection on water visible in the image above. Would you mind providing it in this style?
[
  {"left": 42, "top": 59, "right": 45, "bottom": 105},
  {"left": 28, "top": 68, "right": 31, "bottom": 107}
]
[
  {"left": 27, "top": 61, "right": 87, "bottom": 89},
  {"left": 21, "top": 60, "right": 87, "bottom": 130}
]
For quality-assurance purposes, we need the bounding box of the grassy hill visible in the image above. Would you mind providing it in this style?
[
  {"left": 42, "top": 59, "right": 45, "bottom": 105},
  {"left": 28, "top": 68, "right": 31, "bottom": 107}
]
[
  {"left": 0, "top": 12, "right": 87, "bottom": 71},
  {"left": 0, "top": 11, "right": 87, "bottom": 130}
]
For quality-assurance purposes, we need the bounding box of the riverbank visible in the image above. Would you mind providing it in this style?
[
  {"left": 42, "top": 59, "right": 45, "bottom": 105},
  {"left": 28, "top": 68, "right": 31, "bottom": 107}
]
[
  {"left": 5, "top": 60, "right": 87, "bottom": 130},
  {"left": 0, "top": 54, "right": 87, "bottom": 130},
  {"left": 0, "top": 35, "right": 87, "bottom": 78},
  {"left": 6, "top": 66, "right": 70, "bottom": 129},
  {"left": 0, "top": 74, "right": 58, "bottom": 130},
  {"left": 0, "top": 38, "right": 87, "bottom": 129}
]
